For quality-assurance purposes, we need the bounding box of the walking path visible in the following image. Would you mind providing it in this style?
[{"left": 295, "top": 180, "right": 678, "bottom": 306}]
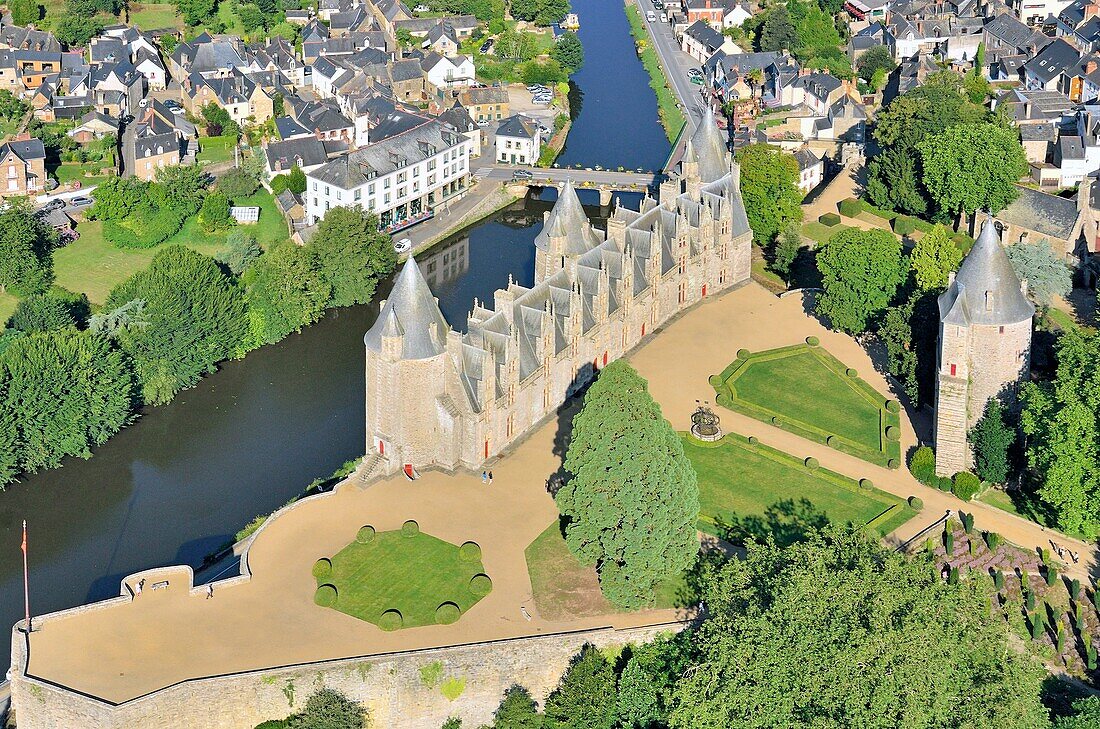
[{"left": 21, "top": 283, "right": 1098, "bottom": 704}]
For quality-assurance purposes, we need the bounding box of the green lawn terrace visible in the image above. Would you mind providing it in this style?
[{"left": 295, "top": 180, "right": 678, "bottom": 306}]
[
  {"left": 684, "top": 433, "right": 916, "bottom": 543},
  {"left": 711, "top": 342, "right": 903, "bottom": 468},
  {"left": 313, "top": 522, "right": 491, "bottom": 631}
]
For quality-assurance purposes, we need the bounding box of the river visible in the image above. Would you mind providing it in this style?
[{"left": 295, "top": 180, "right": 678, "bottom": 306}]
[{"left": 0, "top": 0, "right": 668, "bottom": 667}]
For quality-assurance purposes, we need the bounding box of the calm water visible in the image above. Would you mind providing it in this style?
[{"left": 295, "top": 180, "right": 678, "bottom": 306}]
[{"left": 0, "top": 0, "right": 665, "bottom": 667}]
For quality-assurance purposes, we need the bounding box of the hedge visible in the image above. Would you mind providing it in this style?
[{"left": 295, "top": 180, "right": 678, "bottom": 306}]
[
  {"left": 860, "top": 201, "right": 898, "bottom": 221},
  {"left": 886, "top": 400, "right": 900, "bottom": 413},
  {"left": 838, "top": 197, "right": 863, "bottom": 217},
  {"left": 953, "top": 472, "right": 980, "bottom": 501},
  {"left": 819, "top": 212, "right": 841, "bottom": 226},
  {"left": 893, "top": 215, "right": 917, "bottom": 236}
]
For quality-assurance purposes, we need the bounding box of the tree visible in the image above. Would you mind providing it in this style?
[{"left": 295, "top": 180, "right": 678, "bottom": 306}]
[
  {"left": 154, "top": 164, "right": 208, "bottom": 217},
  {"left": 970, "top": 398, "right": 1015, "bottom": 485},
  {"left": 816, "top": 228, "right": 906, "bottom": 334},
  {"left": 286, "top": 688, "right": 367, "bottom": 729},
  {"left": 557, "top": 361, "right": 699, "bottom": 608},
  {"left": 176, "top": 0, "right": 215, "bottom": 25},
  {"left": 0, "top": 202, "right": 56, "bottom": 297},
  {"left": 771, "top": 222, "right": 801, "bottom": 279},
  {"left": 551, "top": 31, "right": 584, "bottom": 73},
  {"left": 200, "top": 103, "right": 241, "bottom": 138},
  {"left": 243, "top": 239, "right": 330, "bottom": 344},
  {"left": 238, "top": 3, "right": 266, "bottom": 32},
  {"left": 0, "top": 328, "right": 137, "bottom": 479},
  {"left": 919, "top": 122, "right": 1028, "bottom": 218},
  {"left": 758, "top": 6, "right": 797, "bottom": 53},
  {"left": 199, "top": 191, "right": 233, "bottom": 232},
  {"left": 271, "top": 166, "right": 307, "bottom": 195},
  {"left": 55, "top": 14, "right": 104, "bottom": 46},
  {"left": 866, "top": 148, "right": 928, "bottom": 216},
  {"left": 1055, "top": 697, "right": 1100, "bottom": 728},
  {"left": 308, "top": 207, "right": 396, "bottom": 308},
  {"left": 1005, "top": 239, "right": 1072, "bottom": 308},
  {"left": 492, "top": 685, "right": 543, "bottom": 729},
  {"left": 270, "top": 22, "right": 298, "bottom": 42},
  {"left": 9, "top": 0, "right": 42, "bottom": 25},
  {"left": 734, "top": 144, "right": 802, "bottom": 247},
  {"left": 218, "top": 230, "right": 263, "bottom": 276},
  {"left": 669, "top": 526, "right": 1051, "bottom": 729},
  {"left": 544, "top": 645, "right": 617, "bottom": 729},
  {"left": 88, "top": 176, "right": 147, "bottom": 221},
  {"left": 105, "top": 246, "right": 249, "bottom": 405},
  {"left": 910, "top": 224, "right": 962, "bottom": 291},
  {"left": 879, "top": 296, "right": 918, "bottom": 402},
  {"left": 0, "top": 90, "right": 29, "bottom": 122},
  {"left": 217, "top": 167, "right": 260, "bottom": 200},
  {"left": 520, "top": 59, "right": 567, "bottom": 85},
  {"left": 616, "top": 636, "right": 690, "bottom": 729},
  {"left": 963, "top": 69, "right": 992, "bottom": 104},
  {"left": 7, "top": 293, "right": 77, "bottom": 333},
  {"left": 856, "top": 45, "right": 895, "bottom": 83},
  {"left": 787, "top": 0, "right": 844, "bottom": 67}
]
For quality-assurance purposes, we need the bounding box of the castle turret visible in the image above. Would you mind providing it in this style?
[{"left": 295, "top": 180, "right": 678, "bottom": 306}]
[
  {"left": 933, "top": 217, "right": 1035, "bottom": 476},
  {"left": 533, "top": 180, "right": 603, "bottom": 283}
]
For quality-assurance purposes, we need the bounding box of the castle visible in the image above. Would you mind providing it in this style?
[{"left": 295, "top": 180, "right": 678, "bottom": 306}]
[
  {"left": 363, "top": 113, "right": 753, "bottom": 474},
  {"left": 934, "top": 217, "right": 1035, "bottom": 476}
]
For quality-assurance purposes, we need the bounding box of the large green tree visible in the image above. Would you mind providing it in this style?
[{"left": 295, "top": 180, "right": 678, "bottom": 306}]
[
  {"left": 7, "top": 293, "right": 78, "bottom": 333},
  {"left": 308, "top": 207, "right": 396, "bottom": 308},
  {"left": 105, "top": 246, "right": 249, "bottom": 405},
  {"left": 492, "top": 685, "right": 543, "bottom": 729},
  {"left": 544, "top": 645, "right": 617, "bottom": 729},
  {"left": 735, "top": 144, "right": 802, "bottom": 247},
  {"left": 669, "top": 527, "right": 1050, "bottom": 729},
  {"left": 557, "top": 360, "right": 699, "bottom": 608},
  {"left": 910, "top": 224, "right": 962, "bottom": 291},
  {"left": 8, "top": 0, "right": 41, "bottom": 26},
  {"left": 0, "top": 203, "right": 55, "bottom": 297},
  {"left": 815, "top": 228, "right": 906, "bottom": 334},
  {"left": 243, "top": 240, "right": 330, "bottom": 345},
  {"left": 550, "top": 31, "right": 584, "bottom": 73},
  {"left": 1055, "top": 697, "right": 1100, "bottom": 728},
  {"left": 758, "top": 6, "right": 797, "bottom": 54},
  {"left": 919, "top": 122, "right": 1028, "bottom": 218},
  {"left": 856, "top": 45, "right": 896, "bottom": 82},
  {"left": 970, "top": 398, "right": 1015, "bottom": 485},
  {"left": 1005, "top": 239, "right": 1072, "bottom": 308}
]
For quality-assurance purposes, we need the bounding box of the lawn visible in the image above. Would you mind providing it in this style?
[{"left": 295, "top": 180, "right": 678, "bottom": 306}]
[
  {"left": 683, "top": 434, "right": 915, "bottom": 541},
  {"left": 712, "top": 343, "right": 902, "bottom": 467},
  {"left": 0, "top": 291, "right": 18, "bottom": 323},
  {"left": 197, "top": 135, "right": 237, "bottom": 165},
  {"left": 128, "top": 3, "right": 184, "bottom": 30},
  {"left": 315, "top": 528, "right": 490, "bottom": 629},
  {"left": 625, "top": 5, "right": 685, "bottom": 141},
  {"left": 524, "top": 521, "right": 691, "bottom": 621},
  {"left": 162, "top": 190, "right": 289, "bottom": 249},
  {"left": 52, "top": 161, "right": 116, "bottom": 188}
]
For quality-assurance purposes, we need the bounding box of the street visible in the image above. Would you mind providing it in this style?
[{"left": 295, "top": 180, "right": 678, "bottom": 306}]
[{"left": 632, "top": 0, "right": 707, "bottom": 128}]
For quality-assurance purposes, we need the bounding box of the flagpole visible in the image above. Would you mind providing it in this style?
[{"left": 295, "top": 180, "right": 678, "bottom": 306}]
[{"left": 21, "top": 520, "right": 30, "bottom": 633}]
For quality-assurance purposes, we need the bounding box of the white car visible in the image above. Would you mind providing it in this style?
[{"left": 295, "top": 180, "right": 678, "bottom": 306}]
[
  {"left": 646, "top": 10, "right": 656, "bottom": 21},
  {"left": 526, "top": 84, "right": 547, "bottom": 92},
  {"left": 393, "top": 237, "right": 412, "bottom": 253}
]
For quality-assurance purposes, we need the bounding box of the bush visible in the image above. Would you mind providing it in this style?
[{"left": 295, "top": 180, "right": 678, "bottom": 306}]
[
  {"left": 826, "top": 435, "right": 836, "bottom": 446},
  {"left": 314, "top": 583, "right": 337, "bottom": 607},
  {"left": 908, "top": 496, "right": 923, "bottom": 510},
  {"left": 887, "top": 458, "right": 899, "bottom": 469},
  {"left": 859, "top": 478, "right": 873, "bottom": 490},
  {"left": 893, "top": 215, "right": 917, "bottom": 236},
  {"left": 312, "top": 558, "right": 332, "bottom": 579},
  {"left": 470, "top": 573, "right": 492, "bottom": 596},
  {"left": 458, "top": 541, "right": 482, "bottom": 562},
  {"left": 1045, "top": 567, "right": 1058, "bottom": 587},
  {"left": 736, "top": 348, "right": 751, "bottom": 359},
  {"left": 747, "top": 435, "right": 758, "bottom": 444},
  {"left": 845, "top": 367, "right": 858, "bottom": 377},
  {"left": 216, "top": 167, "right": 259, "bottom": 200},
  {"left": 805, "top": 336, "right": 819, "bottom": 346},
  {"left": 993, "top": 570, "right": 1004, "bottom": 591},
  {"left": 435, "top": 602, "right": 461, "bottom": 624},
  {"left": 886, "top": 400, "right": 900, "bottom": 413},
  {"left": 356, "top": 525, "right": 375, "bottom": 544},
  {"left": 983, "top": 531, "right": 1001, "bottom": 550},
  {"left": 804, "top": 457, "right": 819, "bottom": 470},
  {"left": 937, "top": 476, "right": 953, "bottom": 492},
  {"left": 1071, "top": 578, "right": 1081, "bottom": 600},
  {"left": 944, "top": 529, "right": 954, "bottom": 555},
  {"left": 103, "top": 205, "right": 185, "bottom": 248},
  {"left": 885, "top": 426, "right": 899, "bottom": 441},
  {"left": 838, "top": 198, "right": 863, "bottom": 217},
  {"left": 401, "top": 520, "right": 419, "bottom": 537},
  {"left": 379, "top": 609, "right": 403, "bottom": 631},
  {"left": 818, "top": 212, "right": 841, "bottom": 227},
  {"left": 952, "top": 472, "right": 981, "bottom": 501},
  {"left": 909, "top": 446, "right": 936, "bottom": 484},
  {"left": 960, "top": 511, "right": 974, "bottom": 534}
]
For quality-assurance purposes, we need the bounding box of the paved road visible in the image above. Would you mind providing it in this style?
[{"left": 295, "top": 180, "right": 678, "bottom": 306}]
[
  {"left": 476, "top": 165, "right": 661, "bottom": 188},
  {"left": 632, "top": 0, "right": 707, "bottom": 127}
]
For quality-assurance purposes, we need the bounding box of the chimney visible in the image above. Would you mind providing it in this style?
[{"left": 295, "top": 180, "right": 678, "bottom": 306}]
[{"left": 1088, "top": 60, "right": 1099, "bottom": 74}]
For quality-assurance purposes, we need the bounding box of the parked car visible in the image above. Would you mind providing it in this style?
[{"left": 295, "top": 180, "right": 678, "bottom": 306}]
[
  {"left": 480, "top": 39, "right": 493, "bottom": 53},
  {"left": 512, "top": 169, "right": 534, "bottom": 180},
  {"left": 477, "top": 119, "right": 490, "bottom": 127},
  {"left": 646, "top": 10, "right": 656, "bottom": 21},
  {"left": 163, "top": 99, "right": 181, "bottom": 110},
  {"left": 527, "top": 84, "right": 547, "bottom": 92},
  {"left": 532, "top": 97, "right": 552, "bottom": 105},
  {"left": 40, "top": 198, "right": 65, "bottom": 212},
  {"left": 69, "top": 196, "right": 94, "bottom": 207},
  {"left": 393, "top": 237, "right": 412, "bottom": 253}
]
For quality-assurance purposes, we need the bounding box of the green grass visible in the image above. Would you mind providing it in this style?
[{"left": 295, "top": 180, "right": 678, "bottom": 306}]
[
  {"left": 0, "top": 291, "right": 18, "bottom": 323},
  {"left": 712, "top": 344, "right": 902, "bottom": 467},
  {"left": 163, "top": 190, "right": 289, "bottom": 249},
  {"left": 53, "top": 161, "right": 115, "bottom": 188},
  {"left": 684, "top": 434, "right": 915, "bottom": 540},
  {"left": 977, "top": 488, "right": 1021, "bottom": 517},
  {"left": 129, "top": 3, "right": 184, "bottom": 30},
  {"left": 197, "top": 135, "right": 237, "bottom": 165},
  {"left": 802, "top": 221, "right": 853, "bottom": 243},
  {"left": 625, "top": 5, "right": 685, "bottom": 142},
  {"left": 317, "top": 530, "right": 489, "bottom": 629}
]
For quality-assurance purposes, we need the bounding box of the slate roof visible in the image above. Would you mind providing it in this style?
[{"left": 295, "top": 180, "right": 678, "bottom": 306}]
[
  {"left": 276, "top": 116, "right": 312, "bottom": 139},
  {"left": 984, "top": 13, "right": 1042, "bottom": 50},
  {"left": 0, "top": 138, "right": 44, "bottom": 161},
  {"left": 682, "top": 111, "right": 731, "bottom": 183},
  {"left": 1022, "top": 39, "right": 1080, "bottom": 84},
  {"left": 364, "top": 256, "right": 450, "bottom": 360},
  {"left": 497, "top": 114, "right": 538, "bottom": 140},
  {"left": 371, "top": 110, "right": 432, "bottom": 141},
  {"left": 460, "top": 86, "right": 508, "bottom": 105},
  {"left": 309, "top": 119, "right": 462, "bottom": 188},
  {"left": 266, "top": 137, "right": 328, "bottom": 170},
  {"left": 684, "top": 20, "right": 726, "bottom": 52},
  {"left": 134, "top": 131, "right": 178, "bottom": 158},
  {"left": 534, "top": 180, "right": 601, "bottom": 254},
  {"left": 939, "top": 216, "right": 1034, "bottom": 326},
  {"left": 997, "top": 185, "right": 1079, "bottom": 242}
]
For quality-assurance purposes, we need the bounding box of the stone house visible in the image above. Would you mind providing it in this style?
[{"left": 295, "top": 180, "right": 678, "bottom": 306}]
[
  {"left": 0, "top": 137, "right": 46, "bottom": 198},
  {"left": 458, "top": 86, "right": 509, "bottom": 122}
]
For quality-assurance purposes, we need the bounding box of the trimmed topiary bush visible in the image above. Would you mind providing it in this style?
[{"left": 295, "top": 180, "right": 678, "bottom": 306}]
[
  {"left": 887, "top": 458, "right": 899, "bottom": 469},
  {"left": 458, "top": 541, "right": 482, "bottom": 562},
  {"left": 908, "top": 495, "right": 923, "bottom": 510},
  {"left": 771, "top": 416, "right": 780, "bottom": 425},
  {"left": 1045, "top": 566, "right": 1058, "bottom": 587},
  {"left": 804, "top": 457, "right": 819, "bottom": 470},
  {"left": 893, "top": 215, "right": 917, "bottom": 236},
  {"left": 984, "top": 531, "right": 1002, "bottom": 550},
  {"left": 818, "top": 212, "right": 841, "bottom": 226},
  {"left": 952, "top": 472, "right": 980, "bottom": 501},
  {"left": 885, "top": 426, "right": 899, "bottom": 441},
  {"left": 993, "top": 570, "right": 1004, "bottom": 591},
  {"left": 736, "top": 348, "right": 751, "bottom": 359},
  {"left": 859, "top": 478, "right": 873, "bottom": 490},
  {"left": 886, "top": 400, "right": 900, "bottom": 413},
  {"left": 435, "top": 602, "right": 461, "bottom": 624},
  {"left": 356, "top": 525, "right": 376, "bottom": 544},
  {"left": 838, "top": 197, "right": 863, "bottom": 217},
  {"left": 401, "top": 520, "right": 419, "bottom": 537},
  {"left": 708, "top": 374, "right": 722, "bottom": 388},
  {"left": 314, "top": 584, "right": 338, "bottom": 607},
  {"left": 909, "top": 446, "right": 936, "bottom": 485},
  {"left": 469, "top": 573, "right": 492, "bottom": 596},
  {"left": 845, "top": 367, "right": 858, "bottom": 377},
  {"left": 379, "top": 609, "right": 403, "bottom": 631},
  {"left": 937, "top": 476, "right": 953, "bottom": 492},
  {"left": 826, "top": 435, "right": 836, "bottom": 446},
  {"left": 747, "top": 435, "right": 758, "bottom": 444},
  {"left": 805, "top": 335, "right": 820, "bottom": 346},
  {"left": 312, "top": 558, "right": 332, "bottom": 579}
]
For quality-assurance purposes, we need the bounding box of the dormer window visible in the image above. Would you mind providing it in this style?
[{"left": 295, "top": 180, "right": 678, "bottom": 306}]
[{"left": 985, "top": 291, "right": 994, "bottom": 311}]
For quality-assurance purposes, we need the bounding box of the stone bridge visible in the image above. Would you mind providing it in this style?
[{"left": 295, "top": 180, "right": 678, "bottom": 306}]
[{"left": 476, "top": 165, "right": 665, "bottom": 206}]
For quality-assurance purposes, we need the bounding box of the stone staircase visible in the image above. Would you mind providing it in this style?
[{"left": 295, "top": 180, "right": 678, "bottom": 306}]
[{"left": 358, "top": 453, "right": 385, "bottom": 484}]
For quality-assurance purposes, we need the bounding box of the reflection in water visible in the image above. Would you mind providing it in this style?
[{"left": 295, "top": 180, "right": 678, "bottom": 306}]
[{"left": 420, "top": 236, "right": 470, "bottom": 291}]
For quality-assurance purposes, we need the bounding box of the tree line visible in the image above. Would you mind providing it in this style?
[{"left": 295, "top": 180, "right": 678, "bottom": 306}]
[{"left": 0, "top": 204, "right": 395, "bottom": 487}]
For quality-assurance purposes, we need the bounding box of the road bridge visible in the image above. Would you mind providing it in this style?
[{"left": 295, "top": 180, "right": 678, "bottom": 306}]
[{"left": 476, "top": 165, "right": 664, "bottom": 205}]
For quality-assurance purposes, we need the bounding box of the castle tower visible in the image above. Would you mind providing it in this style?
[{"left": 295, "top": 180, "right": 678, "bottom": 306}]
[
  {"left": 364, "top": 256, "right": 465, "bottom": 473},
  {"left": 533, "top": 180, "right": 603, "bottom": 283},
  {"left": 933, "top": 217, "right": 1034, "bottom": 476}
]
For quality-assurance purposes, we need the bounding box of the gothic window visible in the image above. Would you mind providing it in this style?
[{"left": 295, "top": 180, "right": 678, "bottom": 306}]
[{"left": 678, "top": 281, "right": 686, "bottom": 304}]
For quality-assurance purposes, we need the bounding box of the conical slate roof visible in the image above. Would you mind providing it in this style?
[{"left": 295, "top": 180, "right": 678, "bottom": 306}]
[
  {"left": 364, "top": 256, "right": 450, "bottom": 359},
  {"left": 684, "top": 112, "right": 730, "bottom": 183},
  {"left": 938, "top": 216, "right": 1035, "bottom": 326},
  {"left": 533, "top": 179, "right": 602, "bottom": 254}
]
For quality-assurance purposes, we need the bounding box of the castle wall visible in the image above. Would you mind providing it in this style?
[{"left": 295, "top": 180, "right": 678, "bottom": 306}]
[{"left": 11, "top": 621, "right": 685, "bottom": 729}]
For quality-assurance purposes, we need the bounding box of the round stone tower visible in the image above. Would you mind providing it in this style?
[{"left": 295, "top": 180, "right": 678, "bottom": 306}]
[{"left": 933, "top": 216, "right": 1034, "bottom": 477}]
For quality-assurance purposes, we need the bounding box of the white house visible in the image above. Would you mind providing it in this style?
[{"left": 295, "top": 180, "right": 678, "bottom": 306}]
[
  {"left": 304, "top": 120, "right": 474, "bottom": 232},
  {"left": 723, "top": 2, "right": 752, "bottom": 27},
  {"left": 792, "top": 147, "right": 824, "bottom": 193},
  {"left": 682, "top": 21, "right": 741, "bottom": 63},
  {"left": 421, "top": 52, "right": 475, "bottom": 89},
  {"left": 495, "top": 115, "right": 541, "bottom": 165}
]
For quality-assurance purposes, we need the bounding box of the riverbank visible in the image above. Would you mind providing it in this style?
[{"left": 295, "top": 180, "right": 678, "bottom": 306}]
[
  {"left": 409, "top": 181, "right": 522, "bottom": 256},
  {"left": 624, "top": 2, "right": 686, "bottom": 141}
]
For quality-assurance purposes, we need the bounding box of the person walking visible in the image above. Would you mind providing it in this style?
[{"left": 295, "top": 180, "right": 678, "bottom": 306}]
[
  {"left": 206, "top": 584, "right": 214, "bottom": 600},
  {"left": 488, "top": 471, "right": 494, "bottom": 485},
  {"left": 481, "top": 471, "right": 487, "bottom": 484}
]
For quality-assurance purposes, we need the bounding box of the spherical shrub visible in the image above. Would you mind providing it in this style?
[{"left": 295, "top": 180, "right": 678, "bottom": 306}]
[
  {"left": 435, "top": 602, "right": 461, "bottom": 625},
  {"left": 736, "top": 348, "right": 751, "bottom": 359},
  {"left": 312, "top": 558, "right": 332, "bottom": 579},
  {"left": 887, "top": 458, "right": 899, "bottom": 469},
  {"left": 908, "top": 446, "right": 936, "bottom": 484},
  {"left": 469, "top": 573, "right": 492, "bottom": 596},
  {"left": 356, "top": 525, "right": 376, "bottom": 544},
  {"left": 846, "top": 367, "right": 858, "bottom": 377},
  {"left": 885, "top": 426, "right": 899, "bottom": 441},
  {"left": 805, "top": 335, "right": 820, "bottom": 346},
  {"left": 804, "top": 457, "right": 819, "bottom": 470},
  {"left": 716, "top": 393, "right": 730, "bottom": 407},
  {"left": 952, "top": 472, "right": 981, "bottom": 501},
  {"left": 708, "top": 374, "right": 722, "bottom": 388},
  {"left": 937, "top": 476, "right": 953, "bottom": 492},
  {"left": 859, "top": 478, "right": 873, "bottom": 490},
  {"left": 458, "top": 541, "right": 482, "bottom": 562},
  {"left": 747, "top": 435, "right": 758, "bottom": 445},
  {"left": 379, "top": 609, "right": 403, "bottom": 631},
  {"left": 401, "top": 520, "right": 419, "bottom": 537},
  {"left": 314, "top": 584, "right": 337, "bottom": 607},
  {"left": 771, "top": 416, "right": 780, "bottom": 425},
  {"left": 908, "top": 496, "right": 923, "bottom": 511},
  {"left": 886, "top": 400, "right": 900, "bottom": 413}
]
